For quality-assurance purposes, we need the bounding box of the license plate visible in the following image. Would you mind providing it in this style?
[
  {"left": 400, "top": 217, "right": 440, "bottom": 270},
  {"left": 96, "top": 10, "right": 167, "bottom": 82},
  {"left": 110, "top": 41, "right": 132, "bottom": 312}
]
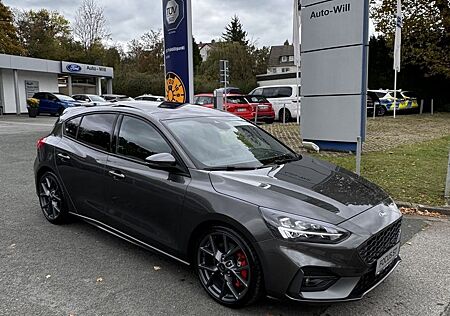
[
  {"left": 236, "top": 108, "right": 246, "bottom": 112},
  {"left": 258, "top": 106, "right": 268, "bottom": 110},
  {"left": 375, "top": 243, "right": 400, "bottom": 275}
]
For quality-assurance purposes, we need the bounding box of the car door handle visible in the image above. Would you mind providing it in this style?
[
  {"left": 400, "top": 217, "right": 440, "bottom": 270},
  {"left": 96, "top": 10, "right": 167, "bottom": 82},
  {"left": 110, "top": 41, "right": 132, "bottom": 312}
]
[
  {"left": 108, "top": 170, "right": 125, "bottom": 179},
  {"left": 57, "top": 153, "right": 70, "bottom": 160}
]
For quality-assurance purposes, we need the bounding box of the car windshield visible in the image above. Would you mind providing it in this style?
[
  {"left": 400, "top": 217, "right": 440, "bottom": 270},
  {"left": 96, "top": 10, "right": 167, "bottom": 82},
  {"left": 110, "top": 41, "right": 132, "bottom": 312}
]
[
  {"left": 118, "top": 96, "right": 134, "bottom": 101},
  {"left": 246, "top": 96, "right": 269, "bottom": 103},
  {"left": 54, "top": 94, "right": 75, "bottom": 101},
  {"left": 226, "top": 96, "right": 247, "bottom": 104},
  {"left": 89, "top": 95, "right": 106, "bottom": 102},
  {"left": 165, "top": 117, "right": 299, "bottom": 169}
]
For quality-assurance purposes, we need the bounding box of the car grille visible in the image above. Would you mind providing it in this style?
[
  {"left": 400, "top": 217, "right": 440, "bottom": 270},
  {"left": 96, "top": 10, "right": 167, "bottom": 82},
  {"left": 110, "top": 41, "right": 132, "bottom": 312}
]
[{"left": 358, "top": 219, "right": 402, "bottom": 266}]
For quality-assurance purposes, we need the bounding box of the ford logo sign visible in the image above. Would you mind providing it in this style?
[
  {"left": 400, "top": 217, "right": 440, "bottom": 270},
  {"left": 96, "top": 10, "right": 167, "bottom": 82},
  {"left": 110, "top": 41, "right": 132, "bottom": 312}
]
[{"left": 66, "top": 64, "right": 82, "bottom": 72}]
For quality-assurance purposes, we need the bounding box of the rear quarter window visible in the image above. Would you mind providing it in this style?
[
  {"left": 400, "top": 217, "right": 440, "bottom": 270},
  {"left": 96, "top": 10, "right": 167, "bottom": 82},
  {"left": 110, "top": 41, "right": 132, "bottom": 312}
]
[{"left": 64, "top": 116, "right": 82, "bottom": 139}]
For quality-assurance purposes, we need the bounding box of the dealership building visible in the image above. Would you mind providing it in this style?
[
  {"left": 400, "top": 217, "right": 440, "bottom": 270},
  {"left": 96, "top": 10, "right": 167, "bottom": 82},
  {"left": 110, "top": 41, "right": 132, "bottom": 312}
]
[{"left": 0, "top": 54, "right": 114, "bottom": 115}]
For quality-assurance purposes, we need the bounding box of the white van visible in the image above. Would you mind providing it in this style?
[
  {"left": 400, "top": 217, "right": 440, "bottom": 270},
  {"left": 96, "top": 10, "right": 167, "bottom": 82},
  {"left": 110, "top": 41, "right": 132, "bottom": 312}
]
[{"left": 249, "top": 85, "right": 300, "bottom": 121}]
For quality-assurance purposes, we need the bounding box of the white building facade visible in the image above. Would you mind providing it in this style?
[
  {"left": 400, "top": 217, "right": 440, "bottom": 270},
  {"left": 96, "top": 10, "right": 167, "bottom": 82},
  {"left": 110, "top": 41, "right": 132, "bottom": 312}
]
[{"left": 0, "top": 54, "right": 114, "bottom": 115}]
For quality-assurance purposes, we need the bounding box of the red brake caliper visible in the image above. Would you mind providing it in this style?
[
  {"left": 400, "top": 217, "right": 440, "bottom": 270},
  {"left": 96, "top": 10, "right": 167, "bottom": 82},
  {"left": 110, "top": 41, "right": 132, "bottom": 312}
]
[{"left": 235, "top": 251, "right": 248, "bottom": 288}]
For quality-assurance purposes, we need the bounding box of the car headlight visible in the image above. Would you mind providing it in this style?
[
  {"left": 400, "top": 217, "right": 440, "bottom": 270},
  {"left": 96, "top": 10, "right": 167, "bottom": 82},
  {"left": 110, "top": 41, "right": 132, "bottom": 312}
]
[{"left": 260, "top": 207, "right": 350, "bottom": 244}]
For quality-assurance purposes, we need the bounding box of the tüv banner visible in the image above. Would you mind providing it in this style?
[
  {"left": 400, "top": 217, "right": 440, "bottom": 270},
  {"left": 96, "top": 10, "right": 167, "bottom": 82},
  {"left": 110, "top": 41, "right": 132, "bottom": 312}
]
[{"left": 162, "top": 0, "right": 194, "bottom": 103}]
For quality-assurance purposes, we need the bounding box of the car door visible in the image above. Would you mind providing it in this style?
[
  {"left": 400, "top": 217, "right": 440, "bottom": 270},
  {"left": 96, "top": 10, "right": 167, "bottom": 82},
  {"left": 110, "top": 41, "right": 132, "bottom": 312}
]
[
  {"left": 55, "top": 113, "right": 118, "bottom": 220},
  {"left": 35, "top": 93, "right": 50, "bottom": 113},
  {"left": 104, "top": 115, "right": 190, "bottom": 252}
]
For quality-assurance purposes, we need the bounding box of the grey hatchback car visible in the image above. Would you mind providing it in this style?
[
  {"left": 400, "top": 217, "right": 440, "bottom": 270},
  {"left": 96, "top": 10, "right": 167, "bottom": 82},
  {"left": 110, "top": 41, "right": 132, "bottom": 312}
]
[{"left": 34, "top": 102, "right": 402, "bottom": 307}]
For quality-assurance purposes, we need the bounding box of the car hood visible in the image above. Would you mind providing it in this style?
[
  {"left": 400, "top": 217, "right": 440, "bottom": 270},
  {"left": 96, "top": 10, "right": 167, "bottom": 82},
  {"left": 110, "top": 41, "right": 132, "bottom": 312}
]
[{"left": 209, "top": 155, "right": 390, "bottom": 225}]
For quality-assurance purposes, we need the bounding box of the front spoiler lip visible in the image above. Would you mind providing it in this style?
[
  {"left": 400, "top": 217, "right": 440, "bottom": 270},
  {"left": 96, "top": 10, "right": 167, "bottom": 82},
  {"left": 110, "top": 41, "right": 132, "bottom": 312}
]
[{"left": 284, "top": 257, "right": 401, "bottom": 303}]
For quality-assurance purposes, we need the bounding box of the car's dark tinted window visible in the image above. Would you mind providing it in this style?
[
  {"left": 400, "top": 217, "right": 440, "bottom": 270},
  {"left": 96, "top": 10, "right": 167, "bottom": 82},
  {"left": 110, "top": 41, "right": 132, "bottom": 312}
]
[
  {"left": 277, "top": 87, "right": 292, "bottom": 97},
  {"left": 33, "top": 92, "right": 45, "bottom": 99},
  {"left": 64, "top": 116, "right": 82, "bottom": 138},
  {"left": 262, "top": 88, "right": 277, "bottom": 97},
  {"left": 117, "top": 116, "right": 171, "bottom": 161},
  {"left": 77, "top": 114, "right": 116, "bottom": 151}
]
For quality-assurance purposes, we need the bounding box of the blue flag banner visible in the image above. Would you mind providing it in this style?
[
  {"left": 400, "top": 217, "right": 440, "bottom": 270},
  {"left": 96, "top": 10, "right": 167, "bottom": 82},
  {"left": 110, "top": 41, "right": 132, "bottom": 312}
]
[{"left": 162, "top": 0, "right": 194, "bottom": 103}]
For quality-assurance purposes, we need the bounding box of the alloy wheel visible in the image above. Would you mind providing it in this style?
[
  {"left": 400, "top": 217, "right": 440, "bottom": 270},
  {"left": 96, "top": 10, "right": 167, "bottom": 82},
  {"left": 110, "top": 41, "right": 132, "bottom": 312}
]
[
  {"left": 38, "top": 173, "right": 63, "bottom": 221},
  {"left": 197, "top": 230, "right": 252, "bottom": 304}
]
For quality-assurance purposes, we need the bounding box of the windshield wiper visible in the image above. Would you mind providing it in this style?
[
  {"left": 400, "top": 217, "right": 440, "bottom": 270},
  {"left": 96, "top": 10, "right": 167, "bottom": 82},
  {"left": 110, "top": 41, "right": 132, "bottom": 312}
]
[{"left": 262, "top": 153, "right": 301, "bottom": 166}]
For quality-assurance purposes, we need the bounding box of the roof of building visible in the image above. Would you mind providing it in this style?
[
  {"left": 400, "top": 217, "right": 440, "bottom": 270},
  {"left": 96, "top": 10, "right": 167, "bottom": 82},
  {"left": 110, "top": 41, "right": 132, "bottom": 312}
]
[{"left": 268, "top": 45, "right": 295, "bottom": 67}]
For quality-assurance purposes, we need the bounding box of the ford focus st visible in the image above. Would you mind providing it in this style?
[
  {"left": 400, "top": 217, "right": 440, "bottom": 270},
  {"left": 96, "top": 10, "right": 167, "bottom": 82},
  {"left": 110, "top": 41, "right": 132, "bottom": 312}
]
[{"left": 34, "top": 102, "right": 402, "bottom": 307}]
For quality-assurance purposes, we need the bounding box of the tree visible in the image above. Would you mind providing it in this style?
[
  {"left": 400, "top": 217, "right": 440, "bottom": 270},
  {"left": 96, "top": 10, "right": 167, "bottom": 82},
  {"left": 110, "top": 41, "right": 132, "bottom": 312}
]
[
  {"left": 16, "top": 9, "right": 72, "bottom": 60},
  {"left": 127, "top": 29, "right": 164, "bottom": 74},
  {"left": 222, "top": 15, "right": 248, "bottom": 46},
  {"left": 197, "top": 42, "right": 256, "bottom": 93},
  {"left": 192, "top": 37, "right": 202, "bottom": 72},
  {"left": 251, "top": 46, "right": 270, "bottom": 75},
  {"left": 73, "top": 0, "right": 109, "bottom": 51},
  {"left": 370, "top": 0, "right": 450, "bottom": 78},
  {"left": 0, "top": 1, "right": 24, "bottom": 55}
]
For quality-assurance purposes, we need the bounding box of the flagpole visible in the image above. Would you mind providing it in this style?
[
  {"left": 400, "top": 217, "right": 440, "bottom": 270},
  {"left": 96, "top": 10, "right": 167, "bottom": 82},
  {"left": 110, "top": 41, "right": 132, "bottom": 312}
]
[
  {"left": 393, "top": 71, "right": 397, "bottom": 119},
  {"left": 296, "top": 65, "right": 300, "bottom": 124}
]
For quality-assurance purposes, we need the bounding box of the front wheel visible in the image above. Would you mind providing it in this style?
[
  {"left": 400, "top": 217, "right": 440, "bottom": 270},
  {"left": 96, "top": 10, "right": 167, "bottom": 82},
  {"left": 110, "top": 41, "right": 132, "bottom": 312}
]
[
  {"left": 195, "top": 226, "right": 263, "bottom": 307},
  {"left": 38, "top": 171, "right": 69, "bottom": 224},
  {"left": 377, "top": 105, "right": 387, "bottom": 116}
]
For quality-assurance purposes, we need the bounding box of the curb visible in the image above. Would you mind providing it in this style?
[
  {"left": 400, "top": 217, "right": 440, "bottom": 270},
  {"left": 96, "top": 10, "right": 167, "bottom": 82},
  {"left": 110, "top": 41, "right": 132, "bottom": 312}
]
[{"left": 395, "top": 201, "right": 450, "bottom": 216}]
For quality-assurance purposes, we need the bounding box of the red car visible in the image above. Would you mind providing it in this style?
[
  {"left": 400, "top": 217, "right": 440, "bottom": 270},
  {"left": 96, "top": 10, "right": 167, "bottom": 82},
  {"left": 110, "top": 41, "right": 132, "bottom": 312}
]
[{"left": 193, "top": 94, "right": 275, "bottom": 123}]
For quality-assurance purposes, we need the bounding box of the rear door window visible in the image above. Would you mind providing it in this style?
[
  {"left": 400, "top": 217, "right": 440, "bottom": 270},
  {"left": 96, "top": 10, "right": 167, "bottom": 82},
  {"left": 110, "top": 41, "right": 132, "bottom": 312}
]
[
  {"left": 77, "top": 113, "right": 117, "bottom": 151},
  {"left": 277, "top": 87, "right": 293, "bottom": 98},
  {"left": 262, "top": 88, "right": 277, "bottom": 98},
  {"left": 117, "top": 116, "right": 172, "bottom": 161}
]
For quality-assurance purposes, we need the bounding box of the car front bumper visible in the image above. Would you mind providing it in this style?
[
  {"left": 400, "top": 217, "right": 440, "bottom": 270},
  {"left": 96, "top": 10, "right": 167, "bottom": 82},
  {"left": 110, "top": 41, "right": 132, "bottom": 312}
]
[{"left": 256, "top": 208, "right": 402, "bottom": 302}]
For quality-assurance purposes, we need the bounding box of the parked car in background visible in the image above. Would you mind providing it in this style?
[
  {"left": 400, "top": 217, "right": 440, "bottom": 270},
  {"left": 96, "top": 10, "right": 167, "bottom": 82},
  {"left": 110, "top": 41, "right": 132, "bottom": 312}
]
[
  {"left": 249, "top": 85, "right": 300, "bottom": 122},
  {"left": 368, "top": 90, "right": 419, "bottom": 116},
  {"left": 399, "top": 91, "right": 419, "bottom": 110},
  {"left": 101, "top": 94, "right": 134, "bottom": 102},
  {"left": 32, "top": 92, "right": 80, "bottom": 116},
  {"left": 135, "top": 94, "right": 165, "bottom": 102},
  {"left": 72, "top": 94, "right": 109, "bottom": 106},
  {"left": 193, "top": 94, "right": 214, "bottom": 108},
  {"left": 243, "top": 95, "right": 275, "bottom": 124},
  {"left": 193, "top": 93, "right": 269, "bottom": 122}
]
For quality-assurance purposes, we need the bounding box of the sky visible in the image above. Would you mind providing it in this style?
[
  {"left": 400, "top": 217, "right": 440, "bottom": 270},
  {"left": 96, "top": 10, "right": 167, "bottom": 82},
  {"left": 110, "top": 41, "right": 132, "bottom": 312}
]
[{"left": 4, "top": 0, "right": 376, "bottom": 49}]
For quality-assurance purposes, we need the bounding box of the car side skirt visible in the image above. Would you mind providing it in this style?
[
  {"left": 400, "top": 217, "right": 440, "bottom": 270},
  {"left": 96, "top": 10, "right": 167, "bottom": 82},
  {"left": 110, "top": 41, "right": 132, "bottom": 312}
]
[{"left": 68, "top": 212, "right": 191, "bottom": 266}]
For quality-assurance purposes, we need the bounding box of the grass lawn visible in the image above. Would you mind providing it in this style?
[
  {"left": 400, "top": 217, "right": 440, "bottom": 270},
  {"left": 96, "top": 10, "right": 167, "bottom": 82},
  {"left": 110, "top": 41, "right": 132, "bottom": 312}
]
[{"left": 311, "top": 136, "right": 450, "bottom": 206}]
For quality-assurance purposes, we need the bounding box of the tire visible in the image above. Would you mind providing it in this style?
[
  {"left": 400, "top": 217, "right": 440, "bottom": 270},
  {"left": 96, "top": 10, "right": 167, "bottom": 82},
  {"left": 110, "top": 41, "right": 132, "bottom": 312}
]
[
  {"left": 38, "top": 171, "right": 70, "bottom": 224},
  {"left": 377, "top": 106, "right": 387, "bottom": 117},
  {"left": 195, "top": 226, "right": 263, "bottom": 307},
  {"left": 278, "top": 109, "right": 291, "bottom": 122}
]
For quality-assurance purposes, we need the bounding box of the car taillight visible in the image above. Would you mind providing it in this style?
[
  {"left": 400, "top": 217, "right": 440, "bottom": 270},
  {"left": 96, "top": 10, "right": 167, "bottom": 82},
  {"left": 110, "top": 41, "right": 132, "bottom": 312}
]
[{"left": 37, "top": 137, "right": 47, "bottom": 150}]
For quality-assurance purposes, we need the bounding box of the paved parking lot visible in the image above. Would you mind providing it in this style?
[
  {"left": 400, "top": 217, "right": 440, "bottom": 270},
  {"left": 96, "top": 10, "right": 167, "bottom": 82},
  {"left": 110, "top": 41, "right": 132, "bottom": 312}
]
[{"left": 1, "top": 115, "right": 449, "bottom": 316}]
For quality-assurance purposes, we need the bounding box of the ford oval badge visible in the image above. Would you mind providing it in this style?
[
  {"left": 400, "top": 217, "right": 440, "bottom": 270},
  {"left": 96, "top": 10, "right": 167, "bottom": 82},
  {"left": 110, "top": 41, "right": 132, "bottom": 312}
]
[{"left": 66, "top": 64, "right": 82, "bottom": 72}]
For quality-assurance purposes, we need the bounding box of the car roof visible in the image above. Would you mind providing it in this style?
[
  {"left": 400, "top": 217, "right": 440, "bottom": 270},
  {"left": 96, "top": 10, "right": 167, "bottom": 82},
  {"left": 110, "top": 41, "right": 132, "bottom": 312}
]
[{"left": 61, "top": 102, "right": 234, "bottom": 121}]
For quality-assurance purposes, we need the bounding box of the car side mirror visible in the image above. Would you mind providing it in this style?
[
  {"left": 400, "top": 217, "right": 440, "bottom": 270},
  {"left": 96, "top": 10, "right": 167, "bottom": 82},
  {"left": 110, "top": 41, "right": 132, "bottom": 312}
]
[{"left": 145, "top": 153, "right": 177, "bottom": 170}]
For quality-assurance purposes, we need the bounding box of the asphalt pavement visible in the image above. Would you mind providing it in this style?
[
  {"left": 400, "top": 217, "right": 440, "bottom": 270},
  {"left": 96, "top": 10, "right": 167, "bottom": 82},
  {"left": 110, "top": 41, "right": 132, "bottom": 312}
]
[{"left": 0, "top": 115, "right": 449, "bottom": 316}]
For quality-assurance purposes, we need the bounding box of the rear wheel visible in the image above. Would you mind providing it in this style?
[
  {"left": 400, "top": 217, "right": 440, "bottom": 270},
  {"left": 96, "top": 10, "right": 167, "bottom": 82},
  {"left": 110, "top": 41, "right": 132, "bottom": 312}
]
[
  {"left": 195, "top": 226, "right": 263, "bottom": 307},
  {"left": 278, "top": 109, "right": 291, "bottom": 122},
  {"left": 38, "top": 171, "right": 69, "bottom": 224}
]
